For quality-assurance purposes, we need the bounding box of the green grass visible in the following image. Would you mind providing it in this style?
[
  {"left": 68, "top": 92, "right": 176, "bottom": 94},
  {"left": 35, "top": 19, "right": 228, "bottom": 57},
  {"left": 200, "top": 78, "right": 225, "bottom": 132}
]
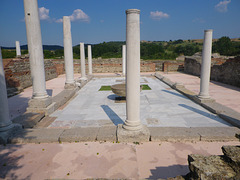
[
  {"left": 99, "top": 84, "right": 151, "bottom": 91},
  {"left": 142, "top": 84, "right": 151, "bottom": 90},
  {"left": 99, "top": 86, "right": 112, "bottom": 91}
]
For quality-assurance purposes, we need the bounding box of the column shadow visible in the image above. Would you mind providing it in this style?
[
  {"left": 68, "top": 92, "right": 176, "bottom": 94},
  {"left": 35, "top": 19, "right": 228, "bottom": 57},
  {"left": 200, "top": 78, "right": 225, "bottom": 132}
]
[
  {"left": 101, "top": 105, "right": 124, "bottom": 126},
  {"left": 178, "top": 104, "right": 230, "bottom": 125},
  {"left": 162, "top": 89, "right": 188, "bottom": 99}
]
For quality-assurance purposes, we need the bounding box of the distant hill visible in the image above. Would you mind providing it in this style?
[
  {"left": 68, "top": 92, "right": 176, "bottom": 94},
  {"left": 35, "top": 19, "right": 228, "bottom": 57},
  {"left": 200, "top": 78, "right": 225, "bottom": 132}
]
[{"left": 2, "top": 45, "right": 63, "bottom": 51}]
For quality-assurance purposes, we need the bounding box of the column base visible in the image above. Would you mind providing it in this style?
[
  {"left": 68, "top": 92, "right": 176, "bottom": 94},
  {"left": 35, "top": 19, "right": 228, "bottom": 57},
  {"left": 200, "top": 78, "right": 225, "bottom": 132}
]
[
  {"left": 27, "top": 96, "right": 56, "bottom": 115},
  {"left": 0, "top": 123, "right": 22, "bottom": 144},
  {"left": 64, "top": 82, "right": 76, "bottom": 89},
  {"left": 117, "top": 124, "right": 150, "bottom": 142},
  {"left": 194, "top": 95, "right": 215, "bottom": 104}
]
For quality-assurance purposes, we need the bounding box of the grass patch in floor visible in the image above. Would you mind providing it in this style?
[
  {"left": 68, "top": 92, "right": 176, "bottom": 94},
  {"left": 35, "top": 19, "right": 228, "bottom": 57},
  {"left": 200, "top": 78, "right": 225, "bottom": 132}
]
[
  {"left": 99, "top": 84, "right": 151, "bottom": 91},
  {"left": 142, "top": 84, "right": 151, "bottom": 90},
  {"left": 99, "top": 86, "right": 112, "bottom": 91}
]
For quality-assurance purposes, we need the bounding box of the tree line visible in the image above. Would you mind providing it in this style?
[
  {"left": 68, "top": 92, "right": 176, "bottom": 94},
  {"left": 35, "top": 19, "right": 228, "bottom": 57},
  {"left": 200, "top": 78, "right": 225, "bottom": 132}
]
[{"left": 1, "top": 36, "right": 240, "bottom": 59}]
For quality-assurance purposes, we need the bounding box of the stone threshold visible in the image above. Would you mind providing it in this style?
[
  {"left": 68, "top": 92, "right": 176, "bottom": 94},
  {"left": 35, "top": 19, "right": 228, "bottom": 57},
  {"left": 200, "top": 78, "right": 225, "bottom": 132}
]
[
  {"left": 155, "top": 72, "right": 240, "bottom": 128},
  {"left": 6, "top": 126, "right": 240, "bottom": 144}
]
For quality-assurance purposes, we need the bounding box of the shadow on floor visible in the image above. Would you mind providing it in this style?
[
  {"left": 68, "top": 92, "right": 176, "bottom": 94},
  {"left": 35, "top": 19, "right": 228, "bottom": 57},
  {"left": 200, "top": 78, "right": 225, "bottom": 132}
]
[
  {"left": 178, "top": 104, "right": 230, "bottom": 125},
  {"left": 107, "top": 94, "right": 118, "bottom": 101},
  {"left": 162, "top": 89, "right": 188, "bottom": 99},
  {"left": 147, "top": 164, "right": 189, "bottom": 179},
  {"left": 101, "top": 105, "right": 124, "bottom": 126}
]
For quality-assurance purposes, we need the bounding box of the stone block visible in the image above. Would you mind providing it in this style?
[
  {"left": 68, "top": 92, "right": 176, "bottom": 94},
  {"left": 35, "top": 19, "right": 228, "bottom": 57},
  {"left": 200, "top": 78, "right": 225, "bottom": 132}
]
[
  {"left": 97, "top": 126, "right": 117, "bottom": 142},
  {"left": 117, "top": 124, "right": 150, "bottom": 143},
  {"left": 28, "top": 97, "right": 52, "bottom": 108},
  {"left": 64, "top": 83, "right": 76, "bottom": 89},
  {"left": 59, "top": 127, "right": 99, "bottom": 142},
  {"left": 12, "top": 112, "right": 45, "bottom": 128},
  {"left": 27, "top": 102, "right": 56, "bottom": 116},
  {"left": 192, "top": 127, "right": 240, "bottom": 141},
  {"left": 9, "top": 128, "right": 63, "bottom": 143},
  {"left": 222, "top": 146, "right": 240, "bottom": 173},
  {"left": 0, "top": 124, "right": 22, "bottom": 144},
  {"left": 192, "top": 95, "right": 215, "bottom": 104},
  {"left": 149, "top": 127, "right": 200, "bottom": 142},
  {"left": 188, "top": 154, "right": 237, "bottom": 179}
]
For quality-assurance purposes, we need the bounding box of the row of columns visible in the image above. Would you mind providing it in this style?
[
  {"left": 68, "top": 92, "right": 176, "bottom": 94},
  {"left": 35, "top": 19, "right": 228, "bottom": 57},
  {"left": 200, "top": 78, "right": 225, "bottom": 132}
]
[{"left": 0, "top": 1, "right": 213, "bottom": 141}]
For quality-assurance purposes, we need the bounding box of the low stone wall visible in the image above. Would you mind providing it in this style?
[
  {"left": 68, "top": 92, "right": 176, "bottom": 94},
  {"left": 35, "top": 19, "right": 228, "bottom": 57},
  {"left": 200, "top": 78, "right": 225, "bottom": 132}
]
[
  {"left": 184, "top": 56, "right": 240, "bottom": 87},
  {"left": 3, "top": 58, "right": 155, "bottom": 96},
  {"left": 4, "top": 58, "right": 58, "bottom": 92},
  {"left": 147, "top": 60, "right": 184, "bottom": 72}
]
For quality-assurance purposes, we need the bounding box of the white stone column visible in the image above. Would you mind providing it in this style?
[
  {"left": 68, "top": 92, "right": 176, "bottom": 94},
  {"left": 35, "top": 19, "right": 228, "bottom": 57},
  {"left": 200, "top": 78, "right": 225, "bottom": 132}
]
[
  {"left": 122, "top": 45, "right": 126, "bottom": 76},
  {"left": 0, "top": 47, "right": 13, "bottom": 132},
  {"left": 88, "top": 45, "right": 93, "bottom": 75},
  {"left": 63, "top": 16, "right": 75, "bottom": 88},
  {"left": 198, "top": 29, "right": 213, "bottom": 99},
  {"left": 123, "top": 9, "right": 142, "bottom": 131},
  {"left": 24, "top": 0, "right": 48, "bottom": 99},
  {"left": 16, "top": 41, "right": 21, "bottom": 57},
  {"left": 80, "top": 42, "right": 87, "bottom": 80}
]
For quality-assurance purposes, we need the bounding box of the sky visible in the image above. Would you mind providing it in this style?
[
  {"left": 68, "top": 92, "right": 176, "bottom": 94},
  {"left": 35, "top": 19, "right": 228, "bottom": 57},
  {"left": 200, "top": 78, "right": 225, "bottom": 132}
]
[{"left": 0, "top": 0, "right": 240, "bottom": 47}]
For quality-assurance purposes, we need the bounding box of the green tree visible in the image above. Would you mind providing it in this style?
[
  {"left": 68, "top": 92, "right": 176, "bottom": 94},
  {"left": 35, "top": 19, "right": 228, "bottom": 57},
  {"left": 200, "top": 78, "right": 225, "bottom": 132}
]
[{"left": 213, "top": 36, "right": 234, "bottom": 56}]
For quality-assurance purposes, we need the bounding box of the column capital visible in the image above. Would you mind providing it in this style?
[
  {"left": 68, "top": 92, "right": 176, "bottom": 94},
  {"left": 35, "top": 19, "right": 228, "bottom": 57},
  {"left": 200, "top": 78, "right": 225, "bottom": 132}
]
[
  {"left": 204, "top": 29, "right": 213, "bottom": 33},
  {"left": 126, "top": 9, "right": 140, "bottom": 14}
]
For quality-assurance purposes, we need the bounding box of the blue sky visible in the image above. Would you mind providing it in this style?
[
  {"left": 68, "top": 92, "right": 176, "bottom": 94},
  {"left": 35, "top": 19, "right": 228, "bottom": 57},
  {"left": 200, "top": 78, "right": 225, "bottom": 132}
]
[{"left": 0, "top": 0, "right": 239, "bottom": 47}]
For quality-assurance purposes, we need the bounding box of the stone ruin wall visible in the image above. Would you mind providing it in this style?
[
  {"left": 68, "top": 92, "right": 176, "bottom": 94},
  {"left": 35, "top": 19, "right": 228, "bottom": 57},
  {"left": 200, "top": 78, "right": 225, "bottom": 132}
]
[
  {"left": 3, "top": 58, "right": 155, "bottom": 94},
  {"left": 184, "top": 56, "right": 240, "bottom": 87},
  {"left": 3, "top": 57, "right": 186, "bottom": 96}
]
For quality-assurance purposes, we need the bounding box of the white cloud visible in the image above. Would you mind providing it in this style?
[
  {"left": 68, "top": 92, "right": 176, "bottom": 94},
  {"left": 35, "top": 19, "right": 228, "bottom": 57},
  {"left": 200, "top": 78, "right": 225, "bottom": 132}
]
[
  {"left": 69, "top": 9, "right": 90, "bottom": 22},
  {"left": 55, "top": 9, "right": 90, "bottom": 23},
  {"left": 39, "top": 7, "right": 50, "bottom": 20},
  {"left": 215, "top": 0, "right": 231, "bottom": 12},
  {"left": 150, "top": 11, "right": 169, "bottom": 20}
]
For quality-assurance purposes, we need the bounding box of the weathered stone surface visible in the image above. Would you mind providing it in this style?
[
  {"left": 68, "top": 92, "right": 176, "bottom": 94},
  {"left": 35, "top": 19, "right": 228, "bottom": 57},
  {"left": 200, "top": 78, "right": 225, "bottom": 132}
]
[
  {"left": 28, "top": 97, "right": 52, "bottom": 108},
  {"left": 117, "top": 124, "right": 150, "bottom": 143},
  {"left": 9, "top": 128, "right": 63, "bottom": 143},
  {"left": 222, "top": 146, "right": 240, "bottom": 174},
  {"left": 97, "top": 126, "right": 117, "bottom": 141},
  {"left": 0, "top": 124, "right": 22, "bottom": 144},
  {"left": 52, "top": 87, "right": 79, "bottom": 110},
  {"left": 27, "top": 102, "right": 56, "bottom": 116},
  {"left": 149, "top": 127, "right": 200, "bottom": 142},
  {"left": 193, "top": 127, "right": 240, "bottom": 141},
  {"left": 188, "top": 154, "right": 237, "bottom": 179},
  {"left": 59, "top": 127, "right": 99, "bottom": 142},
  {"left": 12, "top": 112, "right": 45, "bottom": 128}
]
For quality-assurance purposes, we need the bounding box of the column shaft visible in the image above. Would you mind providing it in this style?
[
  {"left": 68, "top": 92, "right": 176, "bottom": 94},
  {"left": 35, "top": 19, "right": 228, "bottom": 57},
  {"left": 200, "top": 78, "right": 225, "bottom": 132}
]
[
  {"left": 122, "top": 45, "right": 126, "bottom": 76},
  {"left": 198, "top": 30, "right": 213, "bottom": 99},
  {"left": 123, "top": 9, "right": 142, "bottom": 131},
  {"left": 0, "top": 47, "right": 13, "bottom": 131},
  {"left": 80, "top": 42, "right": 86, "bottom": 79},
  {"left": 16, "top": 41, "right": 21, "bottom": 57},
  {"left": 63, "top": 16, "right": 75, "bottom": 85},
  {"left": 24, "top": 0, "right": 48, "bottom": 99},
  {"left": 88, "top": 45, "right": 92, "bottom": 75}
]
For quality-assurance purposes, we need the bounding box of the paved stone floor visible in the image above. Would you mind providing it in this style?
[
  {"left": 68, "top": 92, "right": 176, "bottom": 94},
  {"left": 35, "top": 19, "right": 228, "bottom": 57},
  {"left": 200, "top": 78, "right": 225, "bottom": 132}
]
[{"left": 49, "top": 76, "right": 231, "bottom": 128}]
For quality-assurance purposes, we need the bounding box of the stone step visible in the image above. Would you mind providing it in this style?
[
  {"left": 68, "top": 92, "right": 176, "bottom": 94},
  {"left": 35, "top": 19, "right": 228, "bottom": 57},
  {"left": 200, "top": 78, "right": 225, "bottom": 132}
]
[{"left": 188, "top": 154, "right": 237, "bottom": 179}]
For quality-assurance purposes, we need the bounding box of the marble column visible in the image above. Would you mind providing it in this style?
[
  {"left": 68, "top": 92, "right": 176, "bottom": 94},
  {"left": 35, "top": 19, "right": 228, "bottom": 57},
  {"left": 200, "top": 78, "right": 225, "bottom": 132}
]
[
  {"left": 24, "top": 0, "right": 53, "bottom": 115},
  {"left": 16, "top": 41, "right": 21, "bottom": 57},
  {"left": 24, "top": 0, "right": 48, "bottom": 99},
  {"left": 198, "top": 29, "right": 213, "bottom": 99},
  {"left": 88, "top": 45, "right": 93, "bottom": 75},
  {"left": 63, "top": 16, "right": 75, "bottom": 88},
  {"left": 0, "top": 47, "right": 13, "bottom": 132},
  {"left": 80, "top": 42, "right": 87, "bottom": 80},
  {"left": 123, "top": 9, "right": 142, "bottom": 131},
  {"left": 122, "top": 45, "right": 126, "bottom": 76}
]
